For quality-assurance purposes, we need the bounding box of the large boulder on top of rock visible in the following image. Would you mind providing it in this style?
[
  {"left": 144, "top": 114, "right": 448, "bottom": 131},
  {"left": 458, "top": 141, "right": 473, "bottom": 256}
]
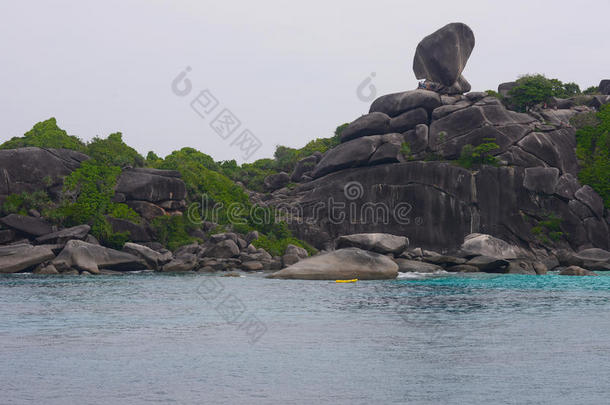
[
  {"left": 340, "top": 112, "right": 390, "bottom": 142},
  {"left": 0, "top": 243, "right": 55, "bottom": 273},
  {"left": 413, "top": 22, "right": 475, "bottom": 87},
  {"left": 0, "top": 147, "right": 89, "bottom": 197},
  {"left": 369, "top": 90, "right": 441, "bottom": 117},
  {"left": 335, "top": 233, "right": 408, "bottom": 254},
  {"left": 267, "top": 247, "right": 398, "bottom": 280},
  {"left": 0, "top": 214, "right": 53, "bottom": 237},
  {"left": 115, "top": 168, "right": 186, "bottom": 203},
  {"left": 53, "top": 240, "right": 146, "bottom": 273}
]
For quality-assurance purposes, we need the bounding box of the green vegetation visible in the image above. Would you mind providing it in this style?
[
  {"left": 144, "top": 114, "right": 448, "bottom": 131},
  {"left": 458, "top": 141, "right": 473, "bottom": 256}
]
[
  {"left": 0, "top": 117, "right": 347, "bottom": 252},
  {"left": 252, "top": 233, "right": 317, "bottom": 257},
  {"left": 1, "top": 191, "right": 54, "bottom": 217},
  {"left": 507, "top": 74, "right": 581, "bottom": 112},
  {"left": 583, "top": 86, "right": 599, "bottom": 95},
  {"left": 574, "top": 104, "right": 610, "bottom": 208},
  {"left": 56, "top": 160, "right": 140, "bottom": 248},
  {"left": 218, "top": 124, "right": 345, "bottom": 192},
  {"left": 457, "top": 138, "right": 500, "bottom": 169},
  {"left": 0, "top": 118, "right": 86, "bottom": 151},
  {"left": 531, "top": 213, "right": 564, "bottom": 244},
  {"left": 400, "top": 142, "right": 412, "bottom": 160},
  {"left": 86, "top": 132, "right": 145, "bottom": 167},
  {"left": 151, "top": 215, "right": 198, "bottom": 251}
]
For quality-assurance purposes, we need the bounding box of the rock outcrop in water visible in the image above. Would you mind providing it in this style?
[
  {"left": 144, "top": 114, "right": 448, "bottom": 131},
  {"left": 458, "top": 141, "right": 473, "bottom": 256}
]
[
  {"left": 0, "top": 23, "right": 608, "bottom": 277},
  {"left": 261, "top": 23, "right": 609, "bottom": 260}
]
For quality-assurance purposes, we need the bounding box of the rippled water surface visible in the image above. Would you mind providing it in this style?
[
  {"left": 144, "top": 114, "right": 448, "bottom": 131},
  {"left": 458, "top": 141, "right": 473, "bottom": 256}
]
[{"left": 1, "top": 271, "right": 609, "bottom": 404}]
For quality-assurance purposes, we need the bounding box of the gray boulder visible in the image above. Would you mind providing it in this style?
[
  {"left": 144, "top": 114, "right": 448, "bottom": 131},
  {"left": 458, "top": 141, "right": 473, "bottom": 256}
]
[
  {"left": 574, "top": 186, "right": 604, "bottom": 219},
  {"left": 498, "top": 82, "right": 517, "bottom": 97},
  {"left": 0, "top": 214, "right": 53, "bottom": 237},
  {"left": 368, "top": 141, "right": 402, "bottom": 165},
  {"left": 264, "top": 172, "right": 290, "bottom": 191},
  {"left": 335, "top": 233, "right": 408, "bottom": 254},
  {"left": 285, "top": 244, "right": 308, "bottom": 259},
  {"left": 267, "top": 247, "right": 398, "bottom": 280},
  {"left": 241, "top": 261, "right": 263, "bottom": 271},
  {"left": 446, "top": 264, "right": 479, "bottom": 273},
  {"left": 53, "top": 240, "right": 146, "bottom": 273},
  {"left": 311, "top": 136, "right": 380, "bottom": 178},
  {"left": 403, "top": 125, "right": 429, "bottom": 154},
  {"left": 523, "top": 167, "right": 560, "bottom": 195},
  {"left": 394, "top": 259, "right": 443, "bottom": 273},
  {"left": 122, "top": 242, "right": 171, "bottom": 270},
  {"left": 506, "top": 259, "right": 536, "bottom": 275},
  {"left": 369, "top": 90, "right": 441, "bottom": 117},
  {"left": 555, "top": 173, "right": 581, "bottom": 200},
  {"left": 107, "top": 217, "right": 153, "bottom": 242},
  {"left": 35, "top": 224, "right": 91, "bottom": 245},
  {"left": 115, "top": 168, "right": 186, "bottom": 203},
  {"left": 126, "top": 201, "right": 166, "bottom": 221},
  {"left": 466, "top": 255, "right": 510, "bottom": 273},
  {"left": 0, "top": 229, "right": 16, "bottom": 244},
  {"left": 206, "top": 239, "right": 240, "bottom": 258},
  {"left": 0, "top": 243, "right": 55, "bottom": 273},
  {"left": 162, "top": 253, "right": 197, "bottom": 272},
  {"left": 291, "top": 155, "right": 319, "bottom": 182},
  {"left": 0, "top": 147, "right": 88, "bottom": 197},
  {"left": 413, "top": 22, "right": 475, "bottom": 87},
  {"left": 460, "top": 233, "right": 527, "bottom": 259},
  {"left": 341, "top": 112, "right": 391, "bottom": 142},
  {"left": 388, "top": 108, "right": 428, "bottom": 133},
  {"left": 559, "top": 265, "right": 597, "bottom": 276},
  {"left": 574, "top": 248, "right": 610, "bottom": 271}
]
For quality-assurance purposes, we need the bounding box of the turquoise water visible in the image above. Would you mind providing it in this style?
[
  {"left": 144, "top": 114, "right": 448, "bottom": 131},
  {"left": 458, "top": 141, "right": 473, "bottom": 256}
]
[{"left": 1, "top": 271, "right": 609, "bottom": 404}]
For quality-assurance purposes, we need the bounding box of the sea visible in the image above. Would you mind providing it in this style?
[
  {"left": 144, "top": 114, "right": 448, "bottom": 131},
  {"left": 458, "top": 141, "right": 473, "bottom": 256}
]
[{"left": 1, "top": 271, "right": 609, "bottom": 404}]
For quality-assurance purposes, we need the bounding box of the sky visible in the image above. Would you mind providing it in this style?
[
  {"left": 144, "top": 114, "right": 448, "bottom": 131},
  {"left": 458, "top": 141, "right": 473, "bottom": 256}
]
[{"left": 1, "top": 0, "right": 608, "bottom": 163}]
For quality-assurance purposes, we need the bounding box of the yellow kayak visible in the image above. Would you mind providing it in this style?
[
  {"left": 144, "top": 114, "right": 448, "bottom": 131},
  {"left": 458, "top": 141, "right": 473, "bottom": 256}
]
[{"left": 335, "top": 279, "right": 358, "bottom": 283}]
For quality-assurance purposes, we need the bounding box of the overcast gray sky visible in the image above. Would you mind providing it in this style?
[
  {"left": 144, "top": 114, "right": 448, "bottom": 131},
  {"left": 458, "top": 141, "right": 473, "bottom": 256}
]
[{"left": 1, "top": 0, "right": 608, "bottom": 163}]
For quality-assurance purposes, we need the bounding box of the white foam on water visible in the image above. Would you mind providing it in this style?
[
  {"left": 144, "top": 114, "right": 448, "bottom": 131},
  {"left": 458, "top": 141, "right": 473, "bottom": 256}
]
[{"left": 397, "top": 270, "right": 450, "bottom": 279}]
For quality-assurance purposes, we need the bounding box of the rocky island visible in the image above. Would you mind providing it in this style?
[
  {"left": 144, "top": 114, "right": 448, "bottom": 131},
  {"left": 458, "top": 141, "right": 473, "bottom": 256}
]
[{"left": 0, "top": 23, "right": 608, "bottom": 279}]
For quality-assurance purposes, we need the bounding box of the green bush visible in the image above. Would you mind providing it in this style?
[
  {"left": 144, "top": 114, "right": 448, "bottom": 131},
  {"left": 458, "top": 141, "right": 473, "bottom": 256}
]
[
  {"left": 400, "top": 142, "right": 412, "bottom": 160},
  {"left": 583, "top": 86, "right": 599, "bottom": 95},
  {"left": 457, "top": 138, "right": 500, "bottom": 168},
  {"left": 508, "top": 74, "right": 581, "bottom": 112},
  {"left": 86, "top": 132, "right": 144, "bottom": 167},
  {"left": 57, "top": 160, "right": 141, "bottom": 248},
  {"left": 0, "top": 118, "right": 86, "bottom": 151},
  {"left": 252, "top": 234, "right": 317, "bottom": 257},
  {"left": 151, "top": 215, "right": 198, "bottom": 251},
  {"left": 575, "top": 104, "right": 610, "bottom": 208},
  {"left": 531, "top": 213, "right": 564, "bottom": 244},
  {"left": 1, "top": 191, "right": 53, "bottom": 216}
]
